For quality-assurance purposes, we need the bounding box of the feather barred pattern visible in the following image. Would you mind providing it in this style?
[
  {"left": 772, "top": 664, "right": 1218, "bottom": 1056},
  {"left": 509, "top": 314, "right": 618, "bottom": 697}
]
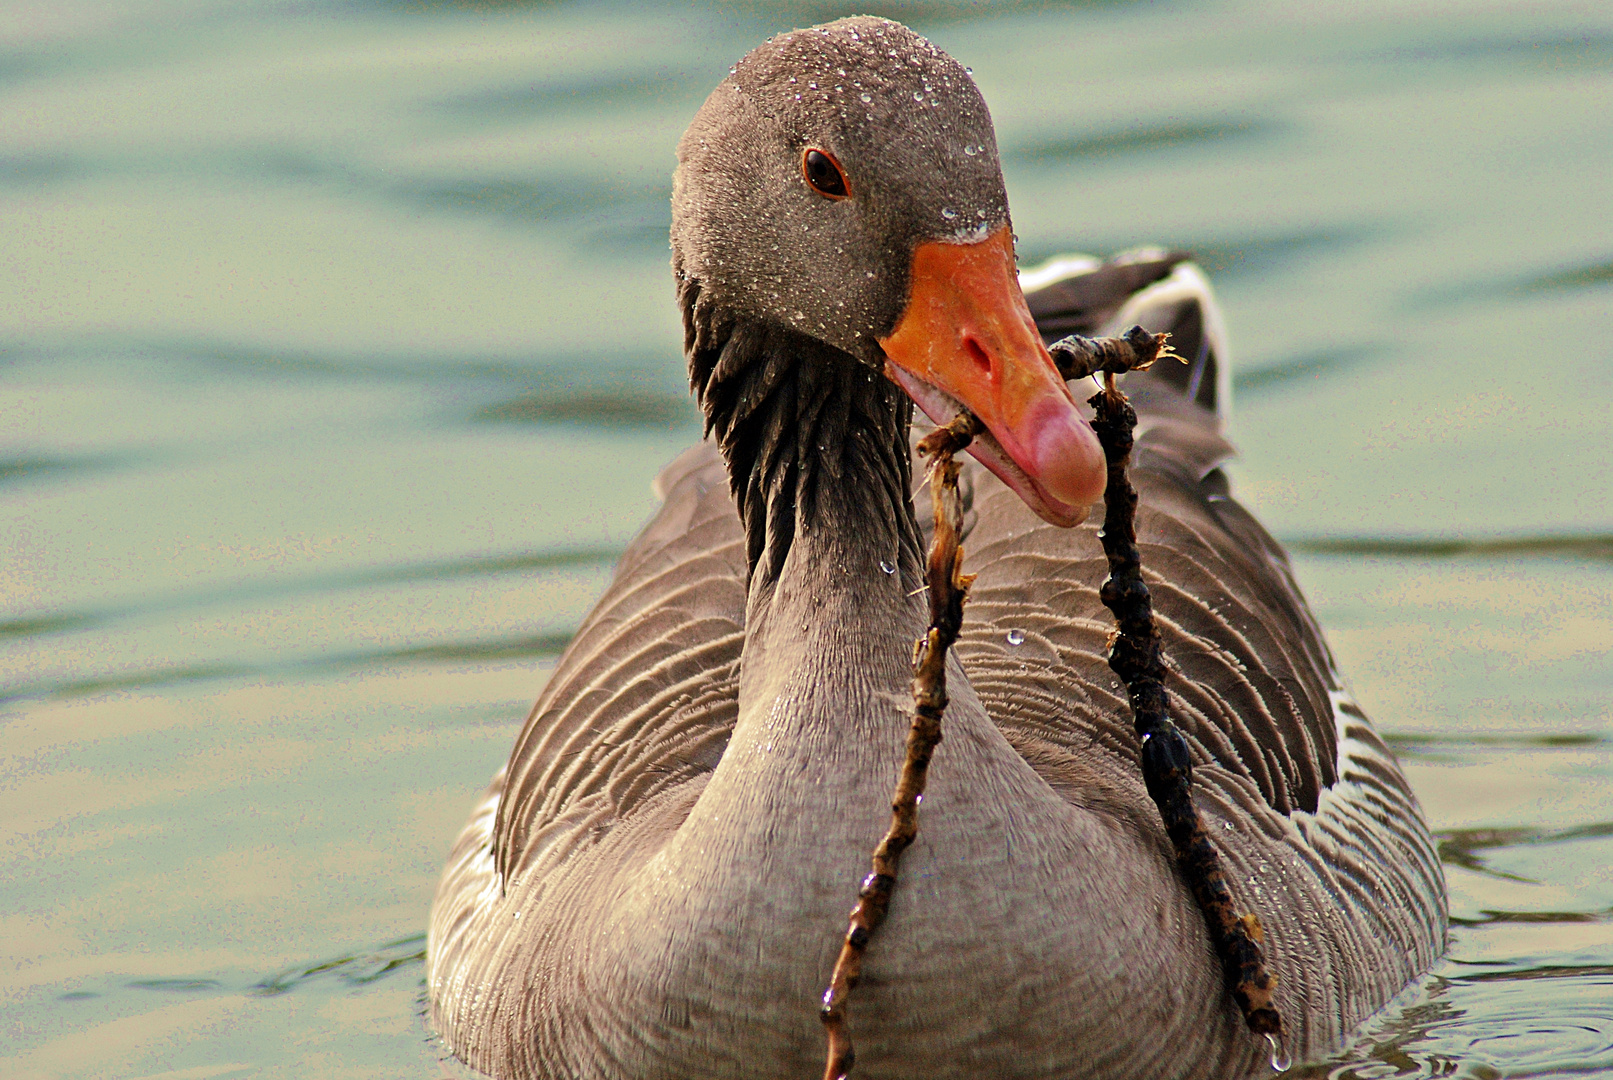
[
  {"left": 427, "top": 258, "right": 1445, "bottom": 1077},
  {"left": 489, "top": 449, "right": 746, "bottom": 889}
]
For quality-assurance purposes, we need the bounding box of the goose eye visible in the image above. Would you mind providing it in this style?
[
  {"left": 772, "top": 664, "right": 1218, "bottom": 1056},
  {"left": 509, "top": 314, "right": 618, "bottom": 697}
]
[{"left": 802, "top": 148, "right": 850, "bottom": 199}]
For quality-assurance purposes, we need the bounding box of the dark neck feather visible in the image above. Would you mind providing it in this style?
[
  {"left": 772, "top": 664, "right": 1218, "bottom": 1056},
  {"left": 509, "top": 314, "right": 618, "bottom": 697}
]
[{"left": 680, "top": 274, "right": 921, "bottom": 585}]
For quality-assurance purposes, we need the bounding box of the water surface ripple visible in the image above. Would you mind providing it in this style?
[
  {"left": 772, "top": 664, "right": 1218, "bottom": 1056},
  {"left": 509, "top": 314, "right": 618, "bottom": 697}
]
[{"left": 2, "top": 1, "right": 1609, "bottom": 1077}]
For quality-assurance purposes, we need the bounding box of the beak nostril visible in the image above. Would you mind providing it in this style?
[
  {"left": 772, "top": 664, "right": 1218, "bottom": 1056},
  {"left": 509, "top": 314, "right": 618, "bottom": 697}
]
[{"left": 962, "top": 336, "right": 992, "bottom": 377}]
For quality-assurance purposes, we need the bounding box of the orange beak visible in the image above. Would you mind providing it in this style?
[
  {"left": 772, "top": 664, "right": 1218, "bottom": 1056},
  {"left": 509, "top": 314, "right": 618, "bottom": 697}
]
[{"left": 879, "top": 227, "right": 1104, "bottom": 526}]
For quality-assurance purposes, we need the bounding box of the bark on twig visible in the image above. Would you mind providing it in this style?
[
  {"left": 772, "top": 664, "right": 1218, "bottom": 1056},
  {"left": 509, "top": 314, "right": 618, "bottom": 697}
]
[
  {"left": 819, "top": 340, "right": 1280, "bottom": 1075},
  {"left": 1049, "top": 324, "right": 1179, "bottom": 383},
  {"left": 1088, "top": 373, "right": 1283, "bottom": 1039},
  {"left": 819, "top": 412, "right": 981, "bottom": 1080}
]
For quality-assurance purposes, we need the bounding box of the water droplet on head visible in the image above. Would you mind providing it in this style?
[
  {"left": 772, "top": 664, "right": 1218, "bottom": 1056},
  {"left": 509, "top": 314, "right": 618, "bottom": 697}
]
[
  {"left": 861, "top": 93, "right": 872, "bottom": 103},
  {"left": 941, "top": 207, "right": 957, "bottom": 220},
  {"left": 964, "top": 145, "right": 977, "bottom": 156},
  {"left": 913, "top": 90, "right": 925, "bottom": 102},
  {"left": 880, "top": 559, "right": 896, "bottom": 575},
  {"left": 965, "top": 66, "right": 973, "bottom": 74},
  {"left": 1005, "top": 629, "right": 1026, "bottom": 646},
  {"left": 1265, "top": 1034, "right": 1291, "bottom": 1073}
]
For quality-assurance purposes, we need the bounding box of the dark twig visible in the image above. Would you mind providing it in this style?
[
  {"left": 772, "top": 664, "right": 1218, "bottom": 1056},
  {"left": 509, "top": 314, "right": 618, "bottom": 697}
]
[
  {"left": 1049, "top": 324, "right": 1180, "bottom": 383},
  {"left": 1088, "top": 371, "right": 1283, "bottom": 1039},
  {"left": 819, "top": 411, "right": 981, "bottom": 1080}
]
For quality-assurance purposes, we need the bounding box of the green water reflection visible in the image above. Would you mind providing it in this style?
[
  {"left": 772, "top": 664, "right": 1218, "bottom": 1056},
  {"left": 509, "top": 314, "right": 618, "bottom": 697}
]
[{"left": 3, "top": 1, "right": 1609, "bottom": 1076}]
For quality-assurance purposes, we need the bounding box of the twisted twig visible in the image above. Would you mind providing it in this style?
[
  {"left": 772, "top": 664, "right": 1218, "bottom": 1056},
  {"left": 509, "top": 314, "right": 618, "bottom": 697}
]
[
  {"left": 819, "top": 412, "right": 981, "bottom": 1080},
  {"left": 819, "top": 334, "right": 1279, "bottom": 1073},
  {"left": 1087, "top": 371, "right": 1283, "bottom": 1038},
  {"left": 1050, "top": 324, "right": 1179, "bottom": 382}
]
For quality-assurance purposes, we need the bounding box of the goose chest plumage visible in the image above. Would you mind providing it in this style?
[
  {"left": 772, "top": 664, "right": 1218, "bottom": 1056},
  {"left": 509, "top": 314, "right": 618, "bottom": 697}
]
[{"left": 427, "top": 17, "right": 1446, "bottom": 1079}]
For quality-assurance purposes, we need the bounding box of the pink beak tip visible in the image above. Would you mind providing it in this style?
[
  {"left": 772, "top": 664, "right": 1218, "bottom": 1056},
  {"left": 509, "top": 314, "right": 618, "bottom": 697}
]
[{"left": 1024, "top": 398, "right": 1107, "bottom": 512}]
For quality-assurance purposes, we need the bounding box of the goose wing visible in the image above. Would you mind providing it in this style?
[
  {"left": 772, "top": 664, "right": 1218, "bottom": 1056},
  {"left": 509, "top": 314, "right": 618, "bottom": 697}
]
[
  {"left": 489, "top": 444, "right": 746, "bottom": 885},
  {"left": 962, "top": 254, "right": 1341, "bottom": 818}
]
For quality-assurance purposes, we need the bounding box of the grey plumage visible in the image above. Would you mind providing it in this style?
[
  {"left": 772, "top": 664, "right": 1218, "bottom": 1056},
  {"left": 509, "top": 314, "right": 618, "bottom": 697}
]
[
  {"left": 673, "top": 18, "right": 1008, "bottom": 365},
  {"left": 428, "top": 17, "right": 1445, "bottom": 1079}
]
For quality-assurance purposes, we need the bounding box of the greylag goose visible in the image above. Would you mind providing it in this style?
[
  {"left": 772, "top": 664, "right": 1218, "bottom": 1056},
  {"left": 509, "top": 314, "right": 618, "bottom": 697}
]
[{"left": 428, "top": 17, "right": 1445, "bottom": 1079}]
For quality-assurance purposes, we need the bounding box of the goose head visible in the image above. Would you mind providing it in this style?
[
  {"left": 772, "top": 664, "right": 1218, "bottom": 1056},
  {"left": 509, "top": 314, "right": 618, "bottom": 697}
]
[{"left": 672, "top": 16, "right": 1104, "bottom": 526}]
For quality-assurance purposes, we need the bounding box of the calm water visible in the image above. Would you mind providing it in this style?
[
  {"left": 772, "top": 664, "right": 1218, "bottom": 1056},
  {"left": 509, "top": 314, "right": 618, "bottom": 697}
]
[{"left": 3, "top": 1, "right": 1609, "bottom": 1077}]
